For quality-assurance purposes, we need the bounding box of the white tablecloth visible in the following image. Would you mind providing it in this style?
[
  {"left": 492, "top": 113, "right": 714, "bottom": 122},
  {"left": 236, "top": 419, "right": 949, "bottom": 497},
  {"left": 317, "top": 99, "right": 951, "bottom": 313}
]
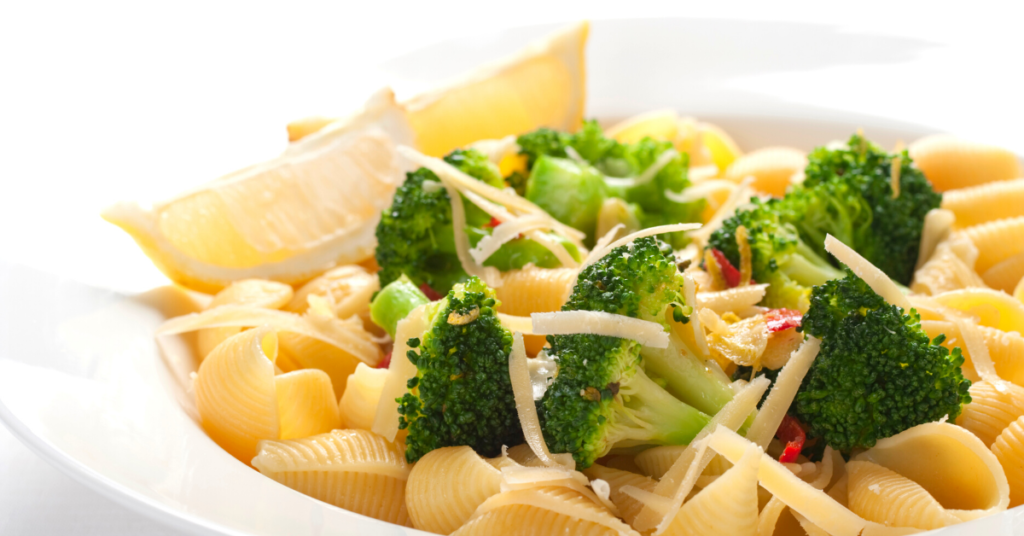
[{"left": 1, "top": 1, "right": 1022, "bottom": 534}]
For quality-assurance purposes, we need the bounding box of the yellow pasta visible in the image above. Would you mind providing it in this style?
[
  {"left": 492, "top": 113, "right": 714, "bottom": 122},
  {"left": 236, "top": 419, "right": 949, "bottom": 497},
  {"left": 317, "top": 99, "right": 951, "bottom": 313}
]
[
  {"left": 908, "top": 134, "right": 1022, "bottom": 192},
  {"left": 956, "top": 380, "right": 1024, "bottom": 447},
  {"left": 194, "top": 327, "right": 280, "bottom": 464},
  {"left": 910, "top": 235, "right": 985, "bottom": 296},
  {"left": 283, "top": 264, "right": 379, "bottom": 325},
  {"left": 991, "top": 415, "right": 1024, "bottom": 507},
  {"left": 252, "top": 429, "right": 410, "bottom": 525},
  {"left": 274, "top": 369, "right": 341, "bottom": 440},
  {"left": 983, "top": 251, "right": 1024, "bottom": 294},
  {"left": 451, "top": 486, "right": 637, "bottom": 536},
  {"left": 923, "top": 320, "right": 1024, "bottom": 386},
  {"left": 960, "top": 216, "right": 1024, "bottom": 274},
  {"left": 277, "top": 332, "right": 364, "bottom": 399},
  {"left": 495, "top": 266, "right": 576, "bottom": 354},
  {"left": 405, "top": 446, "right": 502, "bottom": 534},
  {"left": 846, "top": 460, "right": 959, "bottom": 530},
  {"left": 582, "top": 463, "right": 657, "bottom": 526},
  {"left": 942, "top": 178, "right": 1024, "bottom": 228},
  {"left": 660, "top": 440, "right": 760, "bottom": 536},
  {"left": 634, "top": 444, "right": 685, "bottom": 479},
  {"left": 931, "top": 287, "right": 1024, "bottom": 335},
  {"left": 723, "top": 146, "right": 806, "bottom": 198},
  {"left": 196, "top": 279, "right": 293, "bottom": 358},
  {"left": 338, "top": 362, "right": 387, "bottom": 431}
]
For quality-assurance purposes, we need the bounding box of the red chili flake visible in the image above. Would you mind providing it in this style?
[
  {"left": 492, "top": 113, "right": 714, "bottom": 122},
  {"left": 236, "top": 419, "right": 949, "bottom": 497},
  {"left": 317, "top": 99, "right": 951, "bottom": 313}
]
[
  {"left": 419, "top": 283, "right": 444, "bottom": 301},
  {"left": 765, "top": 308, "right": 803, "bottom": 333},
  {"left": 377, "top": 351, "right": 392, "bottom": 369},
  {"left": 711, "top": 249, "right": 742, "bottom": 288},
  {"left": 483, "top": 217, "right": 502, "bottom": 229},
  {"left": 776, "top": 414, "right": 807, "bottom": 463}
]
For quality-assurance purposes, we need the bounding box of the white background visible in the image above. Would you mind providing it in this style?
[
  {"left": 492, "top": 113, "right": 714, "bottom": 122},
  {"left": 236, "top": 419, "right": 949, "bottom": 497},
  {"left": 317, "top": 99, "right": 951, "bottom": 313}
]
[{"left": 1, "top": 1, "right": 1023, "bottom": 533}]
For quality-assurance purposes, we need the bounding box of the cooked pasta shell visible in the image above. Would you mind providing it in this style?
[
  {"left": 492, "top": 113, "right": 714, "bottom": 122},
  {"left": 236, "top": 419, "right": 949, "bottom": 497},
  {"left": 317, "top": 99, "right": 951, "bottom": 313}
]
[
  {"left": 660, "top": 441, "right": 760, "bottom": 536},
  {"left": 338, "top": 362, "right": 387, "bottom": 431},
  {"left": 908, "top": 134, "right": 1022, "bottom": 192},
  {"left": 724, "top": 147, "right": 806, "bottom": 198},
  {"left": 495, "top": 266, "right": 575, "bottom": 354},
  {"left": 931, "top": 287, "right": 1024, "bottom": 335},
  {"left": 504, "top": 443, "right": 546, "bottom": 467},
  {"left": 923, "top": 320, "right": 1024, "bottom": 386},
  {"left": 991, "top": 415, "right": 1024, "bottom": 507},
  {"left": 942, "top": 178, "right": 1024, "bottom": 229},
  {"left": 197, "top": 279, "right": 293, "bottom": 358},
  {"left": 957, "top": 380, "right": 1024, "bottom": 447},
  {"left": 252, "top": 429, "right": 410, "bottom": 525},
  {"left": 583, "top": 463, "right": 657, "bottom": 526},
  {"left": 846, "top": 460, "right": 959, "bottom": 530},
  {"left": 194, "top": 327, "right": 280, "bottom": 463},
  {"left": 960, "top": 217, "right": 1024, "bottom": 274},
  {"left": 983, "top": 251, "right": 1024, "bottom": 294},
  {"left": 911, "top": 235, "right": 985, "bottom": 296},
  {"left": 406, "top": 446, "right": 502, "bottom": 534},
  {"left": 635, "top": 444, "right": 685, "bottom": 479},
  {"left": 277, "top": 331, "right": 363, "bottom": 398},
  {"left": 274, "top": 369, "right": 341, "bottom": 440},
  {"left": 854, "top": 422, "right": 1009, "bottom": 516},
  {"left": 283, "top": 265, "right": 380, "bottom": 336},
  {"left": 451, "top": 486, "right": 637, "bottom": 536}
]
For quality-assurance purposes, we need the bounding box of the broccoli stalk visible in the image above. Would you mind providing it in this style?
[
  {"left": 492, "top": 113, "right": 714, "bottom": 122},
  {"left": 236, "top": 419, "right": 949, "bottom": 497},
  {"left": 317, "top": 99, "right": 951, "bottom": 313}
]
[
  {"left": 397, "top": 277, "right": 522, "bottom": 462},
  {"left": 539, "top": 237, "right": 739, "bottom": 467},
  {"left": 369, "top": 276, "right": 430, "bottom": 339},
  {"left": 375, "top": 148, "right": 581, "bottom": 294},
  {"left": 793, "top": 268, "right": 972, "bottom": 452},
  {"left": 708, "top": 198, "right": 845, "bottom": 312}
]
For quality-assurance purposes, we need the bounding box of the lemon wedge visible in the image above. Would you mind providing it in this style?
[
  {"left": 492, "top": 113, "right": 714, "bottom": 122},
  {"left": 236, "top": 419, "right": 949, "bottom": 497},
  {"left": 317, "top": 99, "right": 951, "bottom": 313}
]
[{"left": 103, "top": 89, "right": 413, "bottom": 293}]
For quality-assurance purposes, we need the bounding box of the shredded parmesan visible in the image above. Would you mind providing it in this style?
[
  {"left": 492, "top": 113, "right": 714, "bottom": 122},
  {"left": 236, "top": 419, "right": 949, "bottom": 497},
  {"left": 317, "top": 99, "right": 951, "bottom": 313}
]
[
  {"left": 581, "top": 223, "right": 702, "bottom": 272},
  {"left": 497, "top": 313, "right": 534, "bottom": 334},
  {"left": 467, "top": 135, "right": 519, "bottom": 164},
  {"left": 697, "top": 284, "right": 769, "bottom": 315},
  {"left": 438, "top": 178, "right": 504, "bottom": 288},
  {"left": 954, "top": 316, "right": 1006, "bottom": 389},
  {"left": 915, "top": 208, "right": 955, "bottom": 271},
  {"left": 684, "top": 274, "right": 711, "bottom": 358},
  {"left": 688, "top": 176, "right": 754, "bottom": 247},
  {"left": 747, "top": 337, "right": 821, "bottom": 449},
  {"left": 824, "top": 234, "right": 912, "bottom": 311},
  {"left": 663, "top": 179, "right": 736, "bottom": 206},
  {"left": 891, "top": 140, "right": 905, "bottom": 199},
  {"left": 508, "top": 332, "right": 575, "bottom": 469},
  {"left": 531, "top": 311, "right": 670, "bottom": 349},
  {"left": 603, "top": 149, "right": 680, "bottom": 189},
  {"left": 470, "top": 214, "right": 552, "bottom": 264},
  {"left": 371, "top": 305, "right": 429, "bottom": 442}
]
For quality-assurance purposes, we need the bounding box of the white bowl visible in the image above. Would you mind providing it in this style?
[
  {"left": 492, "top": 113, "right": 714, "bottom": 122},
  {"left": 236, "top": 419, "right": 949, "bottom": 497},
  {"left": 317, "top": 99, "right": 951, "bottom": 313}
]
[{"left": 2, "top": 18, "right": 1023, "bottom": 536}]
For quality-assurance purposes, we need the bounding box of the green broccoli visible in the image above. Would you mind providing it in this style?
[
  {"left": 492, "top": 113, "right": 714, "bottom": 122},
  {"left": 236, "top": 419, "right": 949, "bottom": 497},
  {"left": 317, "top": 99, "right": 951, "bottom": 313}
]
[
  {"left": 539, "top": 237, "right": 739, "bottom": 468},
  {"left": 375, "top": 148, "right": 581, "bottom": 295},
  {"left": 369, "top": 276, "right": 431, "bottom": 339},
  {"left": 793, "top": 268, "right": 972, "bottom": 452},
  {"left": 801, "top": 133, "right": 942, "bottom": 284},
  {"left": 708, "top": 198, "right": 845, "bottom": 312},
  {"left": 397, "top": 277, "right": 522, "bottom": 462},
  {"left": 517, "top": 121, "right": 703, "bottom": 247}
]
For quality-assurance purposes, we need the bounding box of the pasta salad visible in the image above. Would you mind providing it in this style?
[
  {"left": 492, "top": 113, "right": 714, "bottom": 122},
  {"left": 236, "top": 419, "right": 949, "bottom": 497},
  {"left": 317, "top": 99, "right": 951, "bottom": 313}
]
[{"left": 105, "top": 20, "right": 1024, "bottom": 536}]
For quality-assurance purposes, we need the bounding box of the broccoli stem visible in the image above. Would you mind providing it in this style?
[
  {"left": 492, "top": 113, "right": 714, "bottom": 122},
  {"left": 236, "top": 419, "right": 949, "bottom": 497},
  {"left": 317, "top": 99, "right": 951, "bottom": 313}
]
[
  {"left": 370, "top": 276, "right": 430, "bottom": 338},
  {"left": 642, "top": 335, "right": 736, "bottom": 417},
  {"left": 780, "top": 241, "right": 846, "bottom": 287},
  {"left": 610, "top": 367, "right": 711, "bottom": 448}
]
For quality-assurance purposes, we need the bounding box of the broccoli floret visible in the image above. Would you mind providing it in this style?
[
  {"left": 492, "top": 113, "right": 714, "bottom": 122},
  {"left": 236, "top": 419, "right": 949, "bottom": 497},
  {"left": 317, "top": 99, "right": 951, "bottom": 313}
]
[
  {"left": 793, "top": 268, "right": 972, "bottom": 452},
  {"left": 708, "top": 198, "right": 845, "bottom": 312},
  {"left": 539, "top": 237, "right": 738, "bottom": 467},
  {"left": 369, "top": 276, "right": 431, "bottom": 338},
  {"left": 375, "top": 148, "right": 581, "bottom": 294},
  {"left": 801, "top": 133, "right": 942, "bottom": 284},
  {"left": 397, "top": 277, "right": 522, "bottom": 462},
  {"left": 517, "top": 121, "right": 703, "bottom": 247}
]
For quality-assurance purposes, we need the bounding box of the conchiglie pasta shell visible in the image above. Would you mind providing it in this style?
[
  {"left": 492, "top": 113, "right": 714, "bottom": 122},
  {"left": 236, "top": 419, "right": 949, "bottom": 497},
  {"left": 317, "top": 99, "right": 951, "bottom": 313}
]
[
  {"left": 956, "top": 380, "right": 1024, "bottom": 447},
  {"left": 724, "top": 147, "right": 806, "bottom": 198},
  {"left": 495, "top": 266, "right": 575, "bottom": 355},
  {"left": 582, "top": 463, "right": 657, "bottom": 526},
  {"left": 452, "top": 486, "right": 637, "bottom": 536},
  {"left": 277, "top": 332, "right": 363, "bottom": 398},
  {"left": 931, "top": 287, "right": 1024, "bottom": 335},
  {"left": 406, "top": 446, "right": 502, "bottom": 534},
  {"left": 983, "top": 251, "right": 1024, "bottom": 294},
  {"left": 252, "top": 429, "right": 410, "bottom": 525},
  {"left": 846, "top": 460, "right": 959, "bottom": 530},
  {"left": 854, "top": 422, "right": 1009, "bottom": 516},
  {"left": 283, "top": 265, "right": 380, "bottom": 335},
  {"left": 503, "top": 443, "right": 546, "bottom": 467},
  {"left": 960, "top": 217, "right": 1024, "bottom": 274},
  {"left": 911, "top": 236, "right": 985, "bottom": 296},
  {"left": 922, "top": 320, "right": 1024, "bottom": 386},
  {"left": 194, "top": 327, "right": 279, "bottom": 464},
  {"left": 338, "top": 362, "right": 387, "bottom": 430},
  {"left": 634, "top": 444, "right": 684, "bottom": 479},
  {"left": 991, "top": 415, "right": 1024, "bottom": 507},
  {"left": 197, "top": 279, "right": 293, "bottom": 358},
  {"left": 942, "top": 178, "right": 1024, "bottom": 229},
  {"left": 909, "top": 134, "right": 1022, "bottom": 192},
  {"left": 660, "top": 442, "right": 760, "bottom": 536},
  {"left": 274, "top": 369, "right": 341, "bottom": 440}
]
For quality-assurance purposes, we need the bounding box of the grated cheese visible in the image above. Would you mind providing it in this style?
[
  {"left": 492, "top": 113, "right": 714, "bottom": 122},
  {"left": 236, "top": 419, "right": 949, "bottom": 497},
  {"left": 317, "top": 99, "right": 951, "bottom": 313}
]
[
  {"left": 747, "top": 337, "right": 821, "bottom": 449},
  {"left": 581, "top": 223, "right": 702, "bottom": 272},
  {"left": 603, "top": 149, "right": 680, "bottom": 189},
  {"left": 371, "top": 305, "right": 429, "bottom": 442},
  {"left": 470, "top": 214, "right": 552, "bottom": 264},
  {"left": 915, "top": 208, "right": 955, "bottom": 271},
  {"left": 684, "top": 274, "right": 711, "bottom": 358},
  {"left": 824, "top": 234, "right": 912, "bottom": 311},
  {"left": 508, "top": 332, "right": 575, "bottom": 469},
  {"left": 688, "top": 176, "right": 754, "bottom": 247},
  {"left": 531, "top": 311, "right": 670, "bottom": 349}
]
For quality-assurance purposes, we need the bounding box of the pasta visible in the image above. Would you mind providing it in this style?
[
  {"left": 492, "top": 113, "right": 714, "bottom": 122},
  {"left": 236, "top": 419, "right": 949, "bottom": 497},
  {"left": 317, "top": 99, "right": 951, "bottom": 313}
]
[
  {"left": 956, "top": 380, "right": 1024, "bottom": 447},
  {"left": 495, "top": 266, "right": 575, "bottom": 354},
  {"left": 451, "top": 486, "right": 638, "bottom": 536},
  {"left": 405, "top": 446, "right": 502, "bottom": 534},
  {"left": 252, "top": 429, "right": 411, "bottom": 525},
  {"left": 582, "top": 464, "right": 658, "bottom": 527},
  {"left": 941, "top": 178, "right": 1024, "bottom": 228},
  {"left": 846, "top": 460, "right": 960, "bottom": 530},
  {"left": 908, "top": 134, "right": 1022, "bottom": 192},
  {"left": 930, "top": 287, "right": 1024, "bottom": 335},
  {"left": 921, "top": 320, "right": 1024, "bottom": 385},
  {"left": 983, "top": 251, "right": 1024, "bottom": 294},
  {"left": 960, "top": 216, "right": 1024, "bottom": 274},
  {"left": 274, "top": 369, "right": 341, "bottom": 440},
  {"left": 723, "top": 146, "right": 807, "bottom": 198},
  {"left": 338, "top": 362, "right": 387, "bottom": 430},
  {"left": 196, "top": 279, "right": 294, "bottom": 359},
  {"left": 910, "top": 233, "right": 985, "bottom": 296},
  {"left": 991, "top": 415, "right": 1024, "bottom": 507}
]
